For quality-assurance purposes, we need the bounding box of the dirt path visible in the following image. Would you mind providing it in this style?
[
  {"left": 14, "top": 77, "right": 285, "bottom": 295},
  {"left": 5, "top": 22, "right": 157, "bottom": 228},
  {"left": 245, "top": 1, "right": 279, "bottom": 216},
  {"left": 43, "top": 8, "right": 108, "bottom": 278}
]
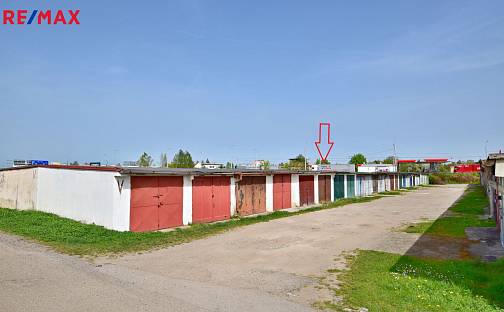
[{"left": 0, "top": 185, "right": 466, "bottom": 312}]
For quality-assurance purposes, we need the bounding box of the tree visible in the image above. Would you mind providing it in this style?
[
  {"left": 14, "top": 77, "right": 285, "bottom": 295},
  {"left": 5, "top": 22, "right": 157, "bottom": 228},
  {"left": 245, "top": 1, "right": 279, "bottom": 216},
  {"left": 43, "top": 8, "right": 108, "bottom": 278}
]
[
  {"left": 315, "top": 159, "right": 330, "bottom": 165},
  {"left": 282, "top": 154, "right": 307, "bottom": 169},
  {"left": 160, "top": 153, "right": 168, "bottom": 168},
  {"left": 70, "top": 161, "right": 79, "bottom": 166},
  {"left": 225, "top": 161, "right": 234, "bottom": 169},
  {"left": 205, "top": 158, "right": 210, "bottom": 164},
  {"left": 399, "top": 163, "right": 422, "bottom": 172},
  {"left": 261, "top": 160, "right": 271, "bottom": 170},
  {"left": 383, "top": 156, "right": 395, "bottom": 164},
  {"left": 169, "top": 149, "right": 195, "bottom": 168},
  {"left": 138, "top": 152, "right": 154, "bottom": 167},
  {"left": 349, "top": 153, "right": 367, "bottom": 165}
]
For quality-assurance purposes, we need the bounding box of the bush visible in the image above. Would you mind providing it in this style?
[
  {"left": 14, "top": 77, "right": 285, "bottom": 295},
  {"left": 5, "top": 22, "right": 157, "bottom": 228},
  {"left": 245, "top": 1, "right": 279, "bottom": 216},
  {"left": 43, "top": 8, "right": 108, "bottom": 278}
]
[{"left": 429, "top": 173, "right": 480, "bottom": 185}]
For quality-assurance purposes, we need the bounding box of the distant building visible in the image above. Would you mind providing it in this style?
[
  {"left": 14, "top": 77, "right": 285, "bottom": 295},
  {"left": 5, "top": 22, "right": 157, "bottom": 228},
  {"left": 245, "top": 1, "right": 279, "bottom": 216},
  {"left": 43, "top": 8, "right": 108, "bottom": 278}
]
[
  {"left": 357, "top": 164, "right": 397, "bottom": 173},
  {"left": 12, "top": 159, "right": 49, "bottom": 167},
  {"left": 454, "top": 164, "right": 481, "bottom": 173},
  {"left": 248, "top": 160, "right": 265, "bottom": 169},
  {"left": 122, "top": 161, "right": 139, "bottom": 167},
  {"left": 194, "top": 161, "right": 223, "bottom": 169},
  {"left": 312, "top": 164, "right": 355, "bottom": 172}
]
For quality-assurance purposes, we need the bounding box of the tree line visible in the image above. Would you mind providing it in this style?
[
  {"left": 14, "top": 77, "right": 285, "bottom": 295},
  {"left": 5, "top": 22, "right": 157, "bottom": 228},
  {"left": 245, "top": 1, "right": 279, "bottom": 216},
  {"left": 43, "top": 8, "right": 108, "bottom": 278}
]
[{"left": 138, "top": 150, "right": 195, "bottom": 168}]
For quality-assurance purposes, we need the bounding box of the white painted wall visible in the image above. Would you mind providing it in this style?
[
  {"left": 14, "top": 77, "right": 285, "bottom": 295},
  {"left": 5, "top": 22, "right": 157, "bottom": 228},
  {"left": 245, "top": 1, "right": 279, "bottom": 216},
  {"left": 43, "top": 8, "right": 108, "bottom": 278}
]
[
  {"left": 291, "top": 174, "right": 300, "bottom": 207},
  {"left": 36, "top": 168, "right": 130, "bottom": 231},
  {"left": 112, "top": 175, "right": 130, "bottom": 231},
  {"left": 353, "top": 175, "right": 356, "bottom": 197},
  {"left": 313, "top": 175, "right": 319, "bottom": 204},
  {"left": 183, "top": 175, "right": 193, "bottom": 225},
  {"left": 0, "top": 168, "right": 38, "bottom": 210},
  {"left": 230, "top": 176, "right": 236, "bottom": 216},
  {"left": 265, "top": 175, "right": 273, "bottom": 212},
  {"left": 330, "top": 174, "right": 335, "bottom": 201},
  {"left": 343, "top": 175, "right": 348, "bottom": 198}
]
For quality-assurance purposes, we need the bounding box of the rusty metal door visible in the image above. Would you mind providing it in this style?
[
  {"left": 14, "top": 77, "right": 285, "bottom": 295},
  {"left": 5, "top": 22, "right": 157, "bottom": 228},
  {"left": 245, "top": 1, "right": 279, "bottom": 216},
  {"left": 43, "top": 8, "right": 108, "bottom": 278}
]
[
  {"left": 192, "top": 176, "right": 231, "bottom": 223},
  {"left": 372, "top": 175, "right": 378, "bottom": 193},
  {"left": 130, "top": 176, "right": 183, "bottom": 232},
  {"left": 299, "top": 175, "right": 314, "bottom": 206},
  {"left": 273, "top": 174, "right": 291, "bottom": 210},
  {"left": 236, "top": 176, "right": 266, "bottom": 216},
  {"left": 318, "top": 175, "right": 331, "bottom": 202}
]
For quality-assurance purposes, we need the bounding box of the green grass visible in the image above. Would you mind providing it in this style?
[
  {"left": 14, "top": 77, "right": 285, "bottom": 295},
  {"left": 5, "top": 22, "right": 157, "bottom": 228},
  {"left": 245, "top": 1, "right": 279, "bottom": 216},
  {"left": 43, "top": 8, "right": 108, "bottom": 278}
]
[
  {"left": 401, "top": 185, "right": 495, "bottom": 237},
  {"left": 331, "top": 250, "right": 504, "bottom": 312},
  {"left": 429, "top": 172, "right": 480, "bottom": 185},
  {"left": 379, "top": 191, "right": 402, "bottom": 196},
  {"left": 326, "top": 184, "right": 504, "bottom": 311},
  {"left": 0, "top": 195, "right": 382, "bottom": 256}
]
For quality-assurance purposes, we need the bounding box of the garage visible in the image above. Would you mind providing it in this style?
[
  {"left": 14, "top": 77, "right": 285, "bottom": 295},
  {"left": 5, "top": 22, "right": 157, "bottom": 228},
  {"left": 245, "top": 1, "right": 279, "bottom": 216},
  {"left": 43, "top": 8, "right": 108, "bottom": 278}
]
[
  {"left": 334, "top": 174, "right": 345, "bottom": 199},
  {"left": 299, "top": 175, "right": 314, "bottom": 206},
  {"left": 318, "top": 175, "right": 331, "bottom": 203},
  {"left": 130, "top": 176, "right": 183, "bottom": 232},
  {"left": 236, "top": 176, "right": 266, "bottom": 216},
  {"left": 273, "top": 174, "right": 291, "bottom": 210},
  {"left": 192, "top": 176, "right": 231, "bottom": 224}
]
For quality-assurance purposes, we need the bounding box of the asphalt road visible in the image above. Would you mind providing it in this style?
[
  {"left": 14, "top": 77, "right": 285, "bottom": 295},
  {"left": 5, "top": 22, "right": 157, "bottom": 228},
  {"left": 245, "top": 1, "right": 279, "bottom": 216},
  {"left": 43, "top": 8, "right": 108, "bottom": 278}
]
[{"left": 0, "top": 185, "right": 466, "bottom": 312}]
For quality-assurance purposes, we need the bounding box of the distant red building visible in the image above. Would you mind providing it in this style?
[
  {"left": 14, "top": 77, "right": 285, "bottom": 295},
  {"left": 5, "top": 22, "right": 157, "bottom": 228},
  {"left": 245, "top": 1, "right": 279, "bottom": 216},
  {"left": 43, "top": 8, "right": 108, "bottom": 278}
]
[{"left": 454, "top": 164, "right": 480, "bottom": 173}]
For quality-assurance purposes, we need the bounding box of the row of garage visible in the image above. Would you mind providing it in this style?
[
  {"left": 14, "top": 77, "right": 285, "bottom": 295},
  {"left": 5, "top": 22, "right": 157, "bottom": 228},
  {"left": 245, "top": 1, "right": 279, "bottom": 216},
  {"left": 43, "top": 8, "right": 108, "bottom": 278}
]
[
  {"left": 0, "top": 165, "right": 429, "bottom": 232},
  {"left": 127, "top": 169, "right": 427, "bottom": 232}
]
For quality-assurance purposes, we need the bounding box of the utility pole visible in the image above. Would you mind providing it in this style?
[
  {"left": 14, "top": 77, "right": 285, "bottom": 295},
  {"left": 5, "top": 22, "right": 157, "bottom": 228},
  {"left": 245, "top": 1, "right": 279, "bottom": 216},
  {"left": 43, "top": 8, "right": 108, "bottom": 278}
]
[
  {"left": 393, "top": 144, "right": 398, "bottom": 170},
  {"left": 485, "top": 140, "right": 489, "bottom": 158},
  {"left": 394, "top": 143, "right": 400, "bottom": 188},
  {"left": 304, "top": 145, "right": 307, "bottom": 171}
]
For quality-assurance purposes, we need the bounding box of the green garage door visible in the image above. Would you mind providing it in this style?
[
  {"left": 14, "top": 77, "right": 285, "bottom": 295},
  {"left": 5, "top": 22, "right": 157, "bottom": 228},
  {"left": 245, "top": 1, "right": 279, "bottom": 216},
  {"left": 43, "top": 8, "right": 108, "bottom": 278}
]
[
  {"left": 334, "top": 175, "right": 345, "bottom": 199},
  {"left": 346, "top": 175, "right": 355, "bottom": 198}
]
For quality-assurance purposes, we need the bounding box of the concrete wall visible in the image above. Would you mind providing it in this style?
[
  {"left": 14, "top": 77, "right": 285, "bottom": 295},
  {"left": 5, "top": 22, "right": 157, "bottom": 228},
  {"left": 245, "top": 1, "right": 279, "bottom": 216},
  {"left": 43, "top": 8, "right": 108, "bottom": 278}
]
[
  {"left": 36, "top": 168, "right": 130, "bottom": 231},
  {"left": 291, "top": 174, "right": 300, "bottom": 207},
  {"left": 183, "top": 176, "right": 193, "bottom": 225},
  {"left": 265, "top": 175, "right": 273, "bottom": 212},
  {"left": 343, "top": 174, "right": 348, "bottom": 198},
  {"left": 230, "top": 177, "right": 237, "bottom": 216},
  {"left": 0, "top": 168, "right": 38, "bottom": 210}
]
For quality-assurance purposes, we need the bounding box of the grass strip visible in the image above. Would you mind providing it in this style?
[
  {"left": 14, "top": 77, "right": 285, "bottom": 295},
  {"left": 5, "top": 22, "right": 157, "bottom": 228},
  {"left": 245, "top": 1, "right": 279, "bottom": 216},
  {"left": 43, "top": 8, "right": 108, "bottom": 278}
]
[
  {"left": 401, "top": 185, "right": 495, "bottom": 237},
  {"left": 329, "top": 250, "right": 504, "bottom": 312},
  {"left": 0, "top": 195, "right": 382, "bottom": 256}
]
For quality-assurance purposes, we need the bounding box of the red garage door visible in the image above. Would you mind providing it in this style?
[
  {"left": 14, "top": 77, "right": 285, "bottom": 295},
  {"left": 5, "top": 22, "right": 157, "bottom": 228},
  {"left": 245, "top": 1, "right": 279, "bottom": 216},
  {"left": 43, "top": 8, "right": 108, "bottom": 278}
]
[
  {"left": 130, "top": 176, "right": 183, "bottom": 232},
  {"left": 273, "top": 174, "right": 291, "bottom": 210},
  {"left": 299, "top": 175, "right": 314, "bottom": 206},
  {"left": 192, "top": 176, "right": 231, "bottom": 224},
  {"left": 236, "top": 176, "right": 266, "bottom": 216}
]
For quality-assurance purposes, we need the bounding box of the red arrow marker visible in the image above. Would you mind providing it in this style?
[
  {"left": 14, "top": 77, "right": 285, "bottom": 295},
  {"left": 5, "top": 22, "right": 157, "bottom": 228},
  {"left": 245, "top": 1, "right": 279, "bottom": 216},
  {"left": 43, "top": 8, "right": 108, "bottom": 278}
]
[{"left": 315, "top": 122, "right": 334, "bottom": 161}]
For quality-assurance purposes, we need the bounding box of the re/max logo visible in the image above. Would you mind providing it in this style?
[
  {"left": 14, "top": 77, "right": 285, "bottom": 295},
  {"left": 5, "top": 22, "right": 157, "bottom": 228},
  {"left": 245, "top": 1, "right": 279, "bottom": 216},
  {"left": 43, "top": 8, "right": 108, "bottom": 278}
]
[{"left": 2, "top": 10, "right": 80, "bottom": 25}]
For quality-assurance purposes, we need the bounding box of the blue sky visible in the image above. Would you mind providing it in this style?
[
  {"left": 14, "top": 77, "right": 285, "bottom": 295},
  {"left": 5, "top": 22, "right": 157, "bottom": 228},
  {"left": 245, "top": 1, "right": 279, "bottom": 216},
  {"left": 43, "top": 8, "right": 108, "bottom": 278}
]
[{"left": 1, "top": 0, "right": 503, "bottom": 166}]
